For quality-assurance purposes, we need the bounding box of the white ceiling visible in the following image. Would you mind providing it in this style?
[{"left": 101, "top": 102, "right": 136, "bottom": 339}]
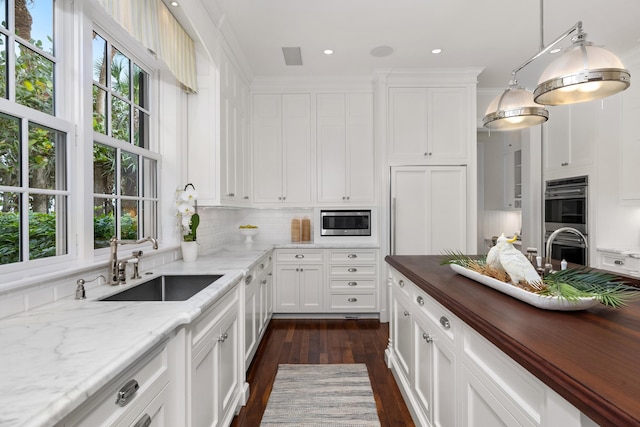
[{"left": 209, "top": 0, "right": 640, "bottom": 90}]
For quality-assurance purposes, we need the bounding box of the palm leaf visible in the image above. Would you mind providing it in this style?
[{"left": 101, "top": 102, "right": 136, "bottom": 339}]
[{"left": 440, "top": 251, "right": 485, "bottom": 268}]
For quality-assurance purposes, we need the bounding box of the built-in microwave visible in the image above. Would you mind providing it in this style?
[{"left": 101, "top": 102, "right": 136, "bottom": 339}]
[{"left": 320, "top": 210, "right": 371, "bottom": 236}]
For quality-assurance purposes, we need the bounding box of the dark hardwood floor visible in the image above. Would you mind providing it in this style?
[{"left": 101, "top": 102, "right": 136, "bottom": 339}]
[{"left": 230, "top": 318, "right": 415, "bottom": 427}]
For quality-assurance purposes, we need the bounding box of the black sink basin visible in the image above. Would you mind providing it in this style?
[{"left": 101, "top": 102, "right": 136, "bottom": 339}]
[{"left": 100, "top": 274, "right": 223, "bottom": 301}]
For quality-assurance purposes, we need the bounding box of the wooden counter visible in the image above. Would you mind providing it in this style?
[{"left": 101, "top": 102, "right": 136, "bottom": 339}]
[{"left": 385, "top": 255, "right": 640, "bottom": 427}]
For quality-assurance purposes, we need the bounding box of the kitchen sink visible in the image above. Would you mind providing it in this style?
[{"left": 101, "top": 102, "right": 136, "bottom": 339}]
[{"left": 99, "top": 274, "right": 223, "bottom": 301}]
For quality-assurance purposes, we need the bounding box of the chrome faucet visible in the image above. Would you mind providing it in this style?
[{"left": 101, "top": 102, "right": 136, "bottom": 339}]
[
  {"left": 109, "top": 236, "right": 158, "bottom": 285},
  {"left": 545, "top": 227, "right": 588, "bottom": 271}
]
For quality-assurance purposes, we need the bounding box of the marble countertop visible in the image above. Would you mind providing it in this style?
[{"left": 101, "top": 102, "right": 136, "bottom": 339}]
[{"left": 0, "top": 244, "right": 274, "bottom": 427}]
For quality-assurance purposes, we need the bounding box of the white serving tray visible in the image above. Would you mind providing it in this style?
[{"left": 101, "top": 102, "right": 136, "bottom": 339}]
[{"left": 450, "top": 264, "right": 599, "bottom": 311}]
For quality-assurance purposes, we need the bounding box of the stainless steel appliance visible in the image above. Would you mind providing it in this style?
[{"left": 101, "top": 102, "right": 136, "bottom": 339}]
[
  {"left": 544, "top": 176, "right": 588, "bottom": 265},
  {"left": 320, "top": 210, "right": 371, "bottom": 236}
]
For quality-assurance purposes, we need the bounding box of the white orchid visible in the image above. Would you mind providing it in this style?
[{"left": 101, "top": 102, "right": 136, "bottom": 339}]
[{"left": 176, "top": 183, "right": 200, "bottom": 241}]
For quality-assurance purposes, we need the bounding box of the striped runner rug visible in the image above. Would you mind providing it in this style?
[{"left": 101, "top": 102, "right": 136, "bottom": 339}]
[{"left": 260, "top": 363, "right": 381, "bottom": 426}]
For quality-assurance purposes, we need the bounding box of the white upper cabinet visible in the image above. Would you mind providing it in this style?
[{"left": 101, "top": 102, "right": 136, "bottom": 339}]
[
  {"left": 389, "top": 87, "right": 468, "bottom": 163},
  {"left": 621, "top": 59, "right": 640, "bottom": 201},
  {"left": 316, "top": 93, "right": 375, "bottom": 204},
  {"left": 187, "top": 47, "right": 250, "bottom": 206},
  {"left": 252, "top": 93, "right": 312, "bottom": 205},
  {"left": 543, "top": 101, "right": 598, "bottom": 178}
]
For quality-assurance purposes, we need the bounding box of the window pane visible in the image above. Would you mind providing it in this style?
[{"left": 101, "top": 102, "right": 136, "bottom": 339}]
[
  {"left": 140, "top": 200, "right": 157, "bottom": 238},
  {"left": 17, "top": 0, "right": 53, "bottom": 54},
  {"left": 92, "top": 32, "right": 107, "bottom": 85},
  {"left": 28, "top": 123, "right": 65, "bottom": 190},
  {"left": 0, "top": 191, "right": 20, "bottom": 264},
  {"left": 15, "top": 42, "right": 54, "bottom": 115},
  {"left": 112, "top": 96, "right": 130, "bottom": 141},
  {"left": 0, "top": 112, "right": 20, "bottom": 187},
  {"left": 0, "top": 0, "right": 6, "bottom": 29},
  {"left": 94, "top": 197, "right": 115, "bottom": 249},
  {"left": 111, "top": 47, "right": 130, "bottom": 99},
  {"left": 121, "top": 151, "right": 138, "bottom": 196},
  {"left": 92, "top": 85, "right": 107, "bottom": 133},
  {"left": 133, "top": 108, "right": 148, "bottom": 148},
  {"left": 93, "top": 143, "right": 115, "bottom": 194},
  {"left": 29, "top": 194, "right": 65, "bottom": 259},
  {"left": 133, "top": 64, "right": 147, "bottom": 107},
  {"left": 121, "top": 199, "right": 138, "bottom": 239},
  {"left": 142, "top": 158, "right": 157, "bottom": 197},
  {"left": 0, "top": 34, "right": 6, "bottom": 99}
]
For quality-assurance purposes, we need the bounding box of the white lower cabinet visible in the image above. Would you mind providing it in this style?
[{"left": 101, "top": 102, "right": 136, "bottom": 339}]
[
  {"left": 189, "top": 287, "right": 241, "bottom": 427},
  {"left": 245, "top": 252, "right": 274, "bottom": 367},
  {"left": 60, "top": 337, "right": 177, "bottom": 427},
  {"left": 274, "top": 248, "right": 380, "bottom": 314},
  {"left": 387, "top": 266, "right": 596, "bottom": 427}
]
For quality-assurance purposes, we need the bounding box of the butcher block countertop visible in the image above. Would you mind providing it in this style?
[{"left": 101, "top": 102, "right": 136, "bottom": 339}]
[{"left": 385, "top": 255, "right": 640, "bottom": 427}]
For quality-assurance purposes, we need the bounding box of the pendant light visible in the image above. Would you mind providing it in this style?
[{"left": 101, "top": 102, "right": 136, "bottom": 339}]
[
  {"left": 534, "top": 28, "right": 630, "bottom": 105},
  {"left": 483, "top": 83, "right": 549, "bottom": 130}
]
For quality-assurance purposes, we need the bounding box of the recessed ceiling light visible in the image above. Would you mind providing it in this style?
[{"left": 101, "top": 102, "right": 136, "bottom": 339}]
[
  {"left": 431, "top": 48, "right": 442, "bottom": 54},
  {"left": 370, "top": 46, "right": 394, "bottom": 57},
  {"left": 170, "top": 1, "right": 179, "bottom": 6},
  {"left": 550, "top": 48, "right": 561, "bottom": 54},
  {"left": 323, "top": 49, "right": 334, "bottom": 55}
]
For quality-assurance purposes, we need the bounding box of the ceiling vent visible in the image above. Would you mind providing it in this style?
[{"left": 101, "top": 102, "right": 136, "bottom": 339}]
[{"left": 282, "top": 47, "right": 303, "bottom": 66}]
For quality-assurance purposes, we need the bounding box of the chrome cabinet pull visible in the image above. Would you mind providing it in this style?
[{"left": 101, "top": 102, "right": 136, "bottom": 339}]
[
  {"left": 416, "top": 296, "right": 424, "bottom": 306},
  {"left": 423, "top": 333, "right": 433, "bottom": 343},
  {"left": 347, "top": 253, "right": 357, "bottom": 258},
  {"left": 260, "top": 263, "right": 265, "bottom": 269},
  {"left": 218, "top": 332, "right": 229, "bottom": 342},
  {"left": 245, "top": 275, "right": 253, "bottom": 285},
  {"left": 403, "top": 311, "right": 410, "bottom": 317},
  {"left": 440, "top": 316, "right": 451, "bottom": 330},
  {"left": 399, "top": 280, "right": 404, "bottom": 288},
  {"left": 115, "top": 379, "right": 139, "bottom": 406},
  {"left": 133, "top": 414, "right": 152, "bottom": 427},
  {"left": 261, "top": 279, "right": 267, "bottom": 285},
  {"left": 348, "top": 297, "right": 357, "bottom": 302},
  {"left": 295, "top": 254, "right": 304, "bottom": 259},
  {"left": 348, "top": 267, "right": 357, "bottom": 272},
  {"left": 614, "top": 260, "right": 624, "bottom": 265},
  {"left": 348, "top": 281, "right": 358, "bottom": 287}
]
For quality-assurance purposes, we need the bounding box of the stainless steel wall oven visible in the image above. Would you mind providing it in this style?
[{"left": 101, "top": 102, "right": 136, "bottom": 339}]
[{"left": 544, "top": 176, "right": 588, "bottom": 265}]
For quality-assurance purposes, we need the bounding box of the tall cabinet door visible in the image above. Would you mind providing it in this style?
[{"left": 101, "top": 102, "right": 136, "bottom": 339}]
[
  {"left": 391, "top": 166, "right": 467, "bottom": 255},
  {"left": 282, "top": 94, "right": 312, "bottom": 204},
  {"left": 317, "top": 94, "right": 347, "bottom": 202},
  {"left": 253, "top": 94, "right": 283, "bottom": 203}
]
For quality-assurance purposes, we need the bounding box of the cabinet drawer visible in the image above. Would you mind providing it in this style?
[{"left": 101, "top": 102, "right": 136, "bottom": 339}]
[
  {"left": 65, "top": 342, "right": 170, "bottom": 427},
  {"left": 329, "top": 264, "right": 376, "bottom": 276},
  {"left": 329, "top": 279, "right": 376, "bottom": 289},
  {"left": 191, "top": 286, "right": 239, "bottom": 349},
  {"left": 329, "top": 293, "right": 376, "bottom": 310},
  {"left": 414, "top": 288, "right": 457, "bottom": 343},
  {"left": 599, "top": 252, "right": 640, "bottom": 276},
  {"left": 328, "top": 250, "right": 377, "bottom": 262},
  {"left": 276, "top": 250, "right": 324, "bottom": 263}
]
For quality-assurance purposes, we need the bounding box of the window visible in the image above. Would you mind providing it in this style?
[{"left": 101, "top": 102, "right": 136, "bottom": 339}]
[
  {"left": 92, "top": 31, "right": 158, "bottom": 249},
  {"left": 0, "top": 0, "right": 70, "bottom": 266}
]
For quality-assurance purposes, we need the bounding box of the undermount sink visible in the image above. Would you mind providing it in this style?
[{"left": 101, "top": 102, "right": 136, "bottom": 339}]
[{"left": 100, "top": 274, "right": 223, "bottom": 302}]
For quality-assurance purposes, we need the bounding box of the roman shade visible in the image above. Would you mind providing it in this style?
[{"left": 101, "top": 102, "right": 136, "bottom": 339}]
[{"left": 97, "top": 0, "right": 197, "bottom": 93}]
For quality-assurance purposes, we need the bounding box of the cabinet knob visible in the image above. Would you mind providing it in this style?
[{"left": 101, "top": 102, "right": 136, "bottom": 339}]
[
  {"left": 416, "top": 296, "right": 424, "bottom": 306},
  {"left": 243, "top": 196, "right": 249, "bottom": 199},
  {"left": 399, "top": 280, "right": 404, "bottom": 288},
  {"left": 423, "top": 333, "right": 433, "bottom": 343},
  {"left": 347, "top": 254, "right": 357, "bottom": 258},
  {"left": 295, "top": 254, "right": 305, "bottom": 259},
  {"left": 348, "top": 267, "right": 358, "bottom": 272},
  {"left": 261, "top": 279, "right": 267, "bottom": 285},
  {"left": 346, "top": 196, "right": 350, "bottom": 200},
  {"left": 561, "top": 162, "right": 569, "bottom": 166},
  {"left": 348, "top": 297, "right": 358, "bottom": 303},
  {"left": 403, "top": 310, "right": 410, "bottom": 317},
  {"left": 227, "top": 192, "right": 235, "bottom": 197},
  {"left": 218, "top": 332, "right": 229, "bottom": 342},
  {"left": 348, "top": 281, "right": 358, "bottom": 287},
  {"left": 440, "top": 316, "right": 451, "bottom": 330},
  {"left": 614, "top": 260, "right": 625, "bottom": 265},
  {"left": 342, "top": 196, "right": 346, "bottom": 200},
  {"left": 115, "top": 379, "right": 139, "bottom": 406}
]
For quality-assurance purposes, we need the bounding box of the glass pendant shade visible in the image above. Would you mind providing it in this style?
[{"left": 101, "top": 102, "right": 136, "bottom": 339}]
[
  {"left": 483, "top": 86, "right": 549, "bottom": 130},
  {"left": 534, "top": 44, "right": 630, "bottom": 105}
]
